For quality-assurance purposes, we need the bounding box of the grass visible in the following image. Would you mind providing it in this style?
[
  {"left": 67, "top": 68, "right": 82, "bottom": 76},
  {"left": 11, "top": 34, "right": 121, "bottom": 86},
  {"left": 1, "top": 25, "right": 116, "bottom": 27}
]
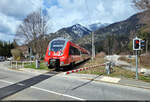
[
  {"left": 78, "top": 55, "right": 150, "bottom": 83},
  {"left": 24, "top": 61, "right": 50, "bottom": 70}
]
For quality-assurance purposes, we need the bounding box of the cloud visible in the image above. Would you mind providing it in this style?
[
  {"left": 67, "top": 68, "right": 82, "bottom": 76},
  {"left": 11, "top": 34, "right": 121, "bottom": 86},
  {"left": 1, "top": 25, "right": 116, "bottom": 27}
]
[
  {"left": 46, "top": 0, "right": 137, "bottom": 32},
  {"left": 0, "top": 0, "right": 137, "bottom": 42},
  {"left": 0, "top": 32, "right": 14, "bottom": 42},
  {"left": 0, "top": 0, "right": 43, "bottom": 42},
  {"left": 0, "top": 0, "right": 42, "bottom": 19}
]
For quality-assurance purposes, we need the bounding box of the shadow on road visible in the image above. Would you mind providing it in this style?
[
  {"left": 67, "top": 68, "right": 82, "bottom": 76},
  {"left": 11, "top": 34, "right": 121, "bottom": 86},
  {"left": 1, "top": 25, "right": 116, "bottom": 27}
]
[
  {"left": 0, "top": 59, "right": 90, "bottom": 99},
  {"left": 0, "top": 71, "right": 59, "bottom": 99},
  {"left": 71, "top": 74, "right": 102, "bottom": 91}
]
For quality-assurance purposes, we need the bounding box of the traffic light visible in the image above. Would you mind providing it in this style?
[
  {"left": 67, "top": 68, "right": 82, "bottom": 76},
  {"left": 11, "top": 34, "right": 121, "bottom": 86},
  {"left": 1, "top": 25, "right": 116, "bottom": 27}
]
[
  {"left": 133, "top": 38, "right": 141, "bottom": 50},
  {"left": 140, "top": 40, "right": 145, "bottom": 49}
]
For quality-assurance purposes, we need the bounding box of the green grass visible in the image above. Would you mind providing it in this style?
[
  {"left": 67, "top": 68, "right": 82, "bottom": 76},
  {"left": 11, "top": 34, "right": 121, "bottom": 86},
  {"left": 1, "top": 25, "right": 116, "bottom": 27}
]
[
  {"left": 24, "top": 61, "right": 50, "bottom": 70},
  {"left": 139, "top": 75, "right": 150, "bottom": 82}
]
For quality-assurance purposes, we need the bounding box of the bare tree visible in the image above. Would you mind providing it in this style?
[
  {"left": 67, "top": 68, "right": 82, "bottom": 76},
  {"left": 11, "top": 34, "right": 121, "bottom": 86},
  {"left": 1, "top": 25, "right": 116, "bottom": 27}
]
[
  {"left": 133, "top": 0, "right": 150, "bottom": 31},
  {"left": 133, "top": 0, "right": 150, "bottom": 10},
  {"left": 15, "top": 9, "right": 50, "bottom": 59},
  {"left": 133, "top": 0, "right": 150, "bottom": 53}
]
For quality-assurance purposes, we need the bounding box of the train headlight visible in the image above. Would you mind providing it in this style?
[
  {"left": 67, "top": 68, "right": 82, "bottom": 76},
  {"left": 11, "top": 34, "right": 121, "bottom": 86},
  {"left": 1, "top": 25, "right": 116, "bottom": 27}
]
[{"left": 48, "top": 52, "right": 50, "bottom": 56}]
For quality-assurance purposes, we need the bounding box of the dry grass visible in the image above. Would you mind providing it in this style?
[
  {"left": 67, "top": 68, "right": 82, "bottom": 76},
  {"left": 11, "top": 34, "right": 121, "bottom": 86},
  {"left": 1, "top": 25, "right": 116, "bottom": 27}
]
[
  {"left": 119, "top": 55, "right": 150, "bottom": 69},
  {"left": 140, "top": 53, "right": 150, "bottom": 66},
  {"left": 118, "top": 56, "right": 135, "bottom": 65},
  {"left": 78, "top": 55, "right": 150, "bottom": 82},
  {"left": 96, "top": 52, "right": 106, "bottom": 58},
  {"left": 81, "top": 55, "right": 105, "bottom": 68}
]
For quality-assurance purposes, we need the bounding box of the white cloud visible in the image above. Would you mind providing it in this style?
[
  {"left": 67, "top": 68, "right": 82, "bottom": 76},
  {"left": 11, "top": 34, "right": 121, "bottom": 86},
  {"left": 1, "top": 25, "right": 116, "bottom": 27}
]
[
  {"left": 0, "top": 0, "right": 43, "bottom": 42},
  {"left": 0, "top": 0, "right": 42, "bottom": 19},
  {"left": 46, "top": 0, "right": 137, "bottom": 32},
  {"left": 0, "top": 0, "right": 138, "bottom": 41},
  {"left": 0, "top": 32, "right": 14, "bottom": 42}
]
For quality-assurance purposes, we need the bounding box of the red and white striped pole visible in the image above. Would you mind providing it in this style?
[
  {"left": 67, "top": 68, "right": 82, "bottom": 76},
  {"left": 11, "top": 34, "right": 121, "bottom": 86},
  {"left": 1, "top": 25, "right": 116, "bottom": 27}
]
[{"left": 64, "top": 63, "right": 105, "bottom": 75}]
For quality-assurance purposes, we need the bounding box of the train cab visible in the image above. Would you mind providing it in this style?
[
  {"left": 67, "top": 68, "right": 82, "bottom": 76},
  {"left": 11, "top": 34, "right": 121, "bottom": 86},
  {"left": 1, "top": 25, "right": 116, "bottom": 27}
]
[{"left": 44, "top": 37, "right": 90, "bottom": 70}]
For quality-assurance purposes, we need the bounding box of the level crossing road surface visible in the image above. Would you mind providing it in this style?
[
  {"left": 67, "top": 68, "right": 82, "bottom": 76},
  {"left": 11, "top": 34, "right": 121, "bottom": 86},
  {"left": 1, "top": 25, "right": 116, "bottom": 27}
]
[{"left": 0, "top": 62, "right": 150, "bottom": 100}]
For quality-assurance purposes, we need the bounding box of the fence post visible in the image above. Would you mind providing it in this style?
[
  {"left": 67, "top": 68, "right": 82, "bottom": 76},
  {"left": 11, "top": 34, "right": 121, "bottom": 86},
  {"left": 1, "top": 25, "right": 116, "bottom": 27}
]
[
  {"left": 11, "top": 61, "right": 12, "bottom": 68},
  {"left": 16, "top": 61, "right": 17, "bottom": 69},
  {"left": 22, "top": 61, "right": 24, "bottom": 68}
]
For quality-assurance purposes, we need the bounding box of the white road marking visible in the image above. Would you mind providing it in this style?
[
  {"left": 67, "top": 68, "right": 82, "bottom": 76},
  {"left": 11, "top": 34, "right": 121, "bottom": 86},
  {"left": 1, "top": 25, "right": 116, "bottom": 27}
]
[
  {"left": 31, "top": 86, "right": 85, "bottom": 100},
  {"left": 0, "top": 79, "right": 14, "bottom": 84},
  {"left": 0, "top": 79, "right": 85, "bottom": 100}
]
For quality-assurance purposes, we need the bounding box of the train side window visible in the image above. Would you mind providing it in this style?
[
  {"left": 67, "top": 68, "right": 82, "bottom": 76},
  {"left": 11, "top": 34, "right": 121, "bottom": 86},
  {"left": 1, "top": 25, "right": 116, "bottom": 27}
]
[
  {"left": 69, "top": 46, "right": 80, "bottom": 55},
  {"left": 74, "top": 47, "right": 80, "bottom": 55},
  {"left": 69, "top": 46, "right": 75, "bottom": 55}
]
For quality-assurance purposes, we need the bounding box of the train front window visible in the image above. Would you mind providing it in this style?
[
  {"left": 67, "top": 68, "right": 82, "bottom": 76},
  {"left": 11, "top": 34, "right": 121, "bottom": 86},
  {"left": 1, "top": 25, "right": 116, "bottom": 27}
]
[{"left": 50, "top": 40, "right": 65, "bottom": 52}]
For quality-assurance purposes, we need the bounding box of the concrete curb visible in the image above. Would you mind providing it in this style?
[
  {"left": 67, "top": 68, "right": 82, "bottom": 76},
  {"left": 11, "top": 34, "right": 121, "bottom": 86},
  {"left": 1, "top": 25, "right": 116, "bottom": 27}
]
[
  {"left": 85, "top": 78, "right": 150, "bottom": 90},
  {"left": 64, "top": 75, "right": 150, "bottom": 90}
]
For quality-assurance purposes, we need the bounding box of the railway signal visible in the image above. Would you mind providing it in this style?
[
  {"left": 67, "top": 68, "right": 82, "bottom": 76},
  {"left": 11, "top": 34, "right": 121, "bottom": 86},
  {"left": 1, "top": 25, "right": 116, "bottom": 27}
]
[
  {"left": 140, "top": 40, "right": 145, "bottom": 49},
  {"left": 133, "top": 36, "right": 142, "bottom": 80},
  {"left": 133, "top": 37, "right": 141, "bottom": 50}
]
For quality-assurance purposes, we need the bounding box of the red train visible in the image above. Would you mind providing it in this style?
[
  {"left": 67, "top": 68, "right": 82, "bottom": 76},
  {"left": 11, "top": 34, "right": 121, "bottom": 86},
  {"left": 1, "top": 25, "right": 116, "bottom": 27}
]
[{"left": 44, "top": 37, "right": 90, "bottom": 70}]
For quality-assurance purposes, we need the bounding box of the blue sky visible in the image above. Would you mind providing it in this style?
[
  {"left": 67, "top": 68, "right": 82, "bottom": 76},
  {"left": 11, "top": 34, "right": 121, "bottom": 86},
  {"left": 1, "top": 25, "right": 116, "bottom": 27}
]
[{"left": 0, "top": 0, "right": 138, "bottom": 42}]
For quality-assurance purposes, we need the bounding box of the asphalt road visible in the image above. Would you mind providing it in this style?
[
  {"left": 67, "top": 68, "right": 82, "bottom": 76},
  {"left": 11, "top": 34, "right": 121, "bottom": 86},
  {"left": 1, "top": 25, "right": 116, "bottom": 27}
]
[{"left": 0, "top": 61, "right": 150, "bottom": 100}]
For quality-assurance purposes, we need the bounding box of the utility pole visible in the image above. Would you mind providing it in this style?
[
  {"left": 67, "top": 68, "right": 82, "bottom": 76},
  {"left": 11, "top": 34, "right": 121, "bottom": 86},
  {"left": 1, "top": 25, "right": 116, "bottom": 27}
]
[
  {"left": 135, "top": 50, "right": 138, "bottom": 80},
  {"left": 92, "top": 32, "right": 95, "bottom": 60}
]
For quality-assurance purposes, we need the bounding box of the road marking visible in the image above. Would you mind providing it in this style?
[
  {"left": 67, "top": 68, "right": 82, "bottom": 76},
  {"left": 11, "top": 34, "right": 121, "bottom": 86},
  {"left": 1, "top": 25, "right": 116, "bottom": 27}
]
[
  {"left": 0, "top": 79, "right": 14, "bottom": 84},
  {"left": 31, "top": 86, "right": 85, "bottom": 100},
  {"left": 0, "top": 79, "right": 85, "bottom": 101}
]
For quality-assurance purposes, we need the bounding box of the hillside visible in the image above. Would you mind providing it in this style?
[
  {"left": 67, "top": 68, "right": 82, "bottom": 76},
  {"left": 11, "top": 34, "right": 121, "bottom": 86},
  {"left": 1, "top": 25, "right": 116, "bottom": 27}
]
[
  {"left": 46, "top": 11, "right": 148, "bottom": 54},
  {"left": 48, "top": 24, "right": 91, "bottom": 42},
  {"left": 86, "top": 23, "right": 109, "bottom": 31},
  {"left": 76, "top": 11, "right": 147, "bottom": 54}
]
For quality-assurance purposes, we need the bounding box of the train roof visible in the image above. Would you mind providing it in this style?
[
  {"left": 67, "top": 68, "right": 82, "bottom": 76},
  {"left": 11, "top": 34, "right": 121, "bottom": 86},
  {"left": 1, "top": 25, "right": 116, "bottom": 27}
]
[
  {"left": 50, "top": 37, "right": 69, "bottom": 43},
  {"left": 50, "top": 37, "right": 90, "bottom": 54}
]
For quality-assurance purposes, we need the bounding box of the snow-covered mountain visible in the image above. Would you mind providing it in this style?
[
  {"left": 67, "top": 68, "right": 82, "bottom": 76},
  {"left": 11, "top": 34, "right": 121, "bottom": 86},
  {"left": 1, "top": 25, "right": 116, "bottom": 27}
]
[
  {"left": 50, "top": 24, "right": 92, "bottom": 41},
  {"left": 87, "top": 23, "right": 109, "bottom": 31},
  {"left": 69, "top": 24, "right": 91, "bottom": 37}
]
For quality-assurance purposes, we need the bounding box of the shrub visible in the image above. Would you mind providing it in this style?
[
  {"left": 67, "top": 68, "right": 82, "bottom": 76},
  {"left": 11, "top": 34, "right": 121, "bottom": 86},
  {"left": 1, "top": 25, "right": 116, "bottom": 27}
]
[
  {"left": 11, "top": 49, "right": 22, "bottom": 61},
  {"left": 96, "top": 52, "right": 106, "bottom": 58}
]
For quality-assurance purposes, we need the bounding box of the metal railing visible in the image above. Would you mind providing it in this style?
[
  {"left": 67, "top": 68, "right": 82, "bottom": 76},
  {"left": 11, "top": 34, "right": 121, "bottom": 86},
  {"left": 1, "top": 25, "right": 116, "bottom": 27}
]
[{"left": 10, "top": 60, "right": 34, "bottom": 69}]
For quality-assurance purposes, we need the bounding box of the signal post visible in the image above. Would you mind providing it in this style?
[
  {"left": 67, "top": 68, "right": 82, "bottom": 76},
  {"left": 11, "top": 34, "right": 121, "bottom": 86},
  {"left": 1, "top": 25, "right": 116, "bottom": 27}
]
[{"left": 133, "top": 37, "right": 145, "bottom": 80}]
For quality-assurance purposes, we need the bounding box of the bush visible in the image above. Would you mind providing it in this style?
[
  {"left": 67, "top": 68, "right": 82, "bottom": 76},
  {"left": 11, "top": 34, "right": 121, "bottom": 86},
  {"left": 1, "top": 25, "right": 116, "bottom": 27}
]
[
  {"left": 96, "top": 52, "right": 106, "bottom": 58},
  {"left": 11, "top": 49, "right": 22, "bottom": 61}
]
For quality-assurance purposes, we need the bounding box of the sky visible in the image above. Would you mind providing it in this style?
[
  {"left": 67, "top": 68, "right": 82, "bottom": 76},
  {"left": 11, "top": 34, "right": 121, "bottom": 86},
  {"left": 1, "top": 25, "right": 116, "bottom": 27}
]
[{"left": 0, "top": 0, "right": 138, "bottom": 42}]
